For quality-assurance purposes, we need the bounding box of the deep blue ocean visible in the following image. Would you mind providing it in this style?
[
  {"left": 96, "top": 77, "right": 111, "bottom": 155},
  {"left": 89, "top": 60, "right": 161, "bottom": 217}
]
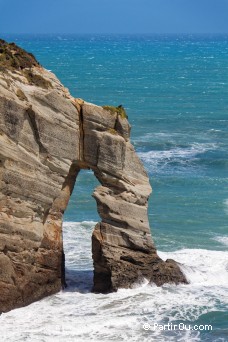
[{"left": 1, "top": 34, "right": 228, "bottom": 341}]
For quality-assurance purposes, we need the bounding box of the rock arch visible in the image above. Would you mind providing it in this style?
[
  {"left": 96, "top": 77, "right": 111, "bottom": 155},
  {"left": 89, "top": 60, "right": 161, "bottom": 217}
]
[{"left": 0, "top": 40, "right": 187, "bottom": 312}]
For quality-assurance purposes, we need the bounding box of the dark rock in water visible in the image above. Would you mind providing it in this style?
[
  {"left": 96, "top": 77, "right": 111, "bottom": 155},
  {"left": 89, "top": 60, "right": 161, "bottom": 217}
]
[{"left": 0, "top": 40, "right": 187, "bottom": 313}]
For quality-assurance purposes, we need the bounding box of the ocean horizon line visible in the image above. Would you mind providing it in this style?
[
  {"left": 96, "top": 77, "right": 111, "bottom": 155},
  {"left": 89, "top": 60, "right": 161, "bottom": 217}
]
[{"left": 1, "top": 32, "right": 228, "bottom": 38}]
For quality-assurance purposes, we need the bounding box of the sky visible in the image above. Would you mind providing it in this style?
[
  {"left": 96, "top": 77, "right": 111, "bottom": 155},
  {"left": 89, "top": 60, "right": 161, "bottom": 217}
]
[{"left": 0, "top": 0, "right": 228, "bottom": 34}]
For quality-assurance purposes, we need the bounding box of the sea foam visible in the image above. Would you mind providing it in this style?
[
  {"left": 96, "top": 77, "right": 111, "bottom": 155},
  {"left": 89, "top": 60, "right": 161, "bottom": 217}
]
[{"left": 1, "top": 222, "right": 227, "bottom": 342}]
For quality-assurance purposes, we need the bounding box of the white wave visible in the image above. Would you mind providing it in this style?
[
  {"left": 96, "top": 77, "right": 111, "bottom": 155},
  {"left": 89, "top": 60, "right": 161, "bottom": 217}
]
[
  {"left": 137, "top": 143, "right": 218, "bottom": 174},
  {"left": 63, "top": 221, "right": 97, "bottom": 272},
  {"left": 133, "top": 131, "right": 183, "bottom": 142},
  {"left": 213, "top": 235, "right": 228, "bottom": 247},
  {"left": 1, "top": 222, "right": 228, "bottom": 342},
  {"left": 158, "top": 249, "right": 228, "bottom": 287},
  {"left": 139, "top": 143, "right": 217, "bottom": 162},
  {"left": 208, "top": 129, "right": 222, "bottom": 132},
  {"left": 224, "top": 199, "right": 228, "bottom": 215},
  {"left": 63, "top": 220, "right": 97, "bottom": 228}
]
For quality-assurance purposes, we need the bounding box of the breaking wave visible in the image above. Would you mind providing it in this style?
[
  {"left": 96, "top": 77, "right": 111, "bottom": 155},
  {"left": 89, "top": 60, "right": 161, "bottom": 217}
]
[{"left": 1, "top": 222, "right": 227, "bottom": 342}]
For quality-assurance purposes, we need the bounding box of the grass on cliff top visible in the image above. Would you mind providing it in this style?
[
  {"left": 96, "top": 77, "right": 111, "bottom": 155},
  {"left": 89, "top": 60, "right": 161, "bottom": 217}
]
[
  {"left": 0, "top": 38, "right": 51, "bottom": 89},
  {"left": 102, "top": 105, "right": 128, "bottom": 119},
  {"left": 0, "top": 39, "right": 39, "bottom": 71}
]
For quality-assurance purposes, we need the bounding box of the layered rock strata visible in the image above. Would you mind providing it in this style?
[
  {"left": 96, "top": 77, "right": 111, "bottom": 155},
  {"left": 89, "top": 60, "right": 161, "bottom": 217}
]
[{"left": 0, "top": 40, "right": 187, "bottom": 312}]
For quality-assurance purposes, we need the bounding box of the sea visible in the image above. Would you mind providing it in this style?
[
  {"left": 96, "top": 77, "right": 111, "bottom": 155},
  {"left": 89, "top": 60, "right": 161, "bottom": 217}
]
[{"left": 0, "top": 34, "right": 228, "bottom": 341}]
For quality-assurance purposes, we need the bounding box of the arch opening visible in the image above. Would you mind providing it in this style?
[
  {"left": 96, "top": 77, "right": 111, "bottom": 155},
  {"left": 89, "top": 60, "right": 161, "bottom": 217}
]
[{"left": 62, "top": 169, "right": 99, "bottom": 293}]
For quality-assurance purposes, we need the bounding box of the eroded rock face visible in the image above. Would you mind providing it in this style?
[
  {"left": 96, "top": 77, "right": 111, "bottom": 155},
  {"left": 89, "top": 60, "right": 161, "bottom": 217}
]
[{"left": 0, "top": 40, "right": 187, "bottom": 312}]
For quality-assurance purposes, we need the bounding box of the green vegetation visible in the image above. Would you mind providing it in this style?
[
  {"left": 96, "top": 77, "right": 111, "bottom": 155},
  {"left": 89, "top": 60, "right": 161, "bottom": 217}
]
[
  {"left": 0, "top": 39, "right": 52, "bottom": 89},
  {"left": 102, "top": 105, "right": 128, "bottom": 119},
  {"left": 107, "top": 128, "right": 118, "bottom": 135},
  {"left": 0, "top": 39, "right": 39, "bottom": 71}
]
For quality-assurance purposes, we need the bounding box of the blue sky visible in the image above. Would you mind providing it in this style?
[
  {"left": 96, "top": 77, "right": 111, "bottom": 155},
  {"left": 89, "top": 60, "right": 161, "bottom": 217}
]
[{"left": 0, "top": 0, "right": 228, "bottom": 34}]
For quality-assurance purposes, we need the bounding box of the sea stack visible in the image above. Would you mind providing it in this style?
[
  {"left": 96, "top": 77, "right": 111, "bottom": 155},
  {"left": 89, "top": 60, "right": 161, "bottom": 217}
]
[{"left": 0, "top": 39, "right": 187, "bottom": 313}]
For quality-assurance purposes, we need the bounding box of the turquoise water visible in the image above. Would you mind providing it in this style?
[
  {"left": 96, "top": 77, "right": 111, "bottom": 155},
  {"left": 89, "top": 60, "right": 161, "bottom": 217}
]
[{"left": 1, "top": 34, "right": 228, "bottom": 341}]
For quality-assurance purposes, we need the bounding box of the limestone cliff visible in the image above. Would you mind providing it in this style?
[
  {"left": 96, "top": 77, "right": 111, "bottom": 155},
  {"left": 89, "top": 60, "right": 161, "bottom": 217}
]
[{"left": 0, "top": 39, "right": 187, "bottom": 312}]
